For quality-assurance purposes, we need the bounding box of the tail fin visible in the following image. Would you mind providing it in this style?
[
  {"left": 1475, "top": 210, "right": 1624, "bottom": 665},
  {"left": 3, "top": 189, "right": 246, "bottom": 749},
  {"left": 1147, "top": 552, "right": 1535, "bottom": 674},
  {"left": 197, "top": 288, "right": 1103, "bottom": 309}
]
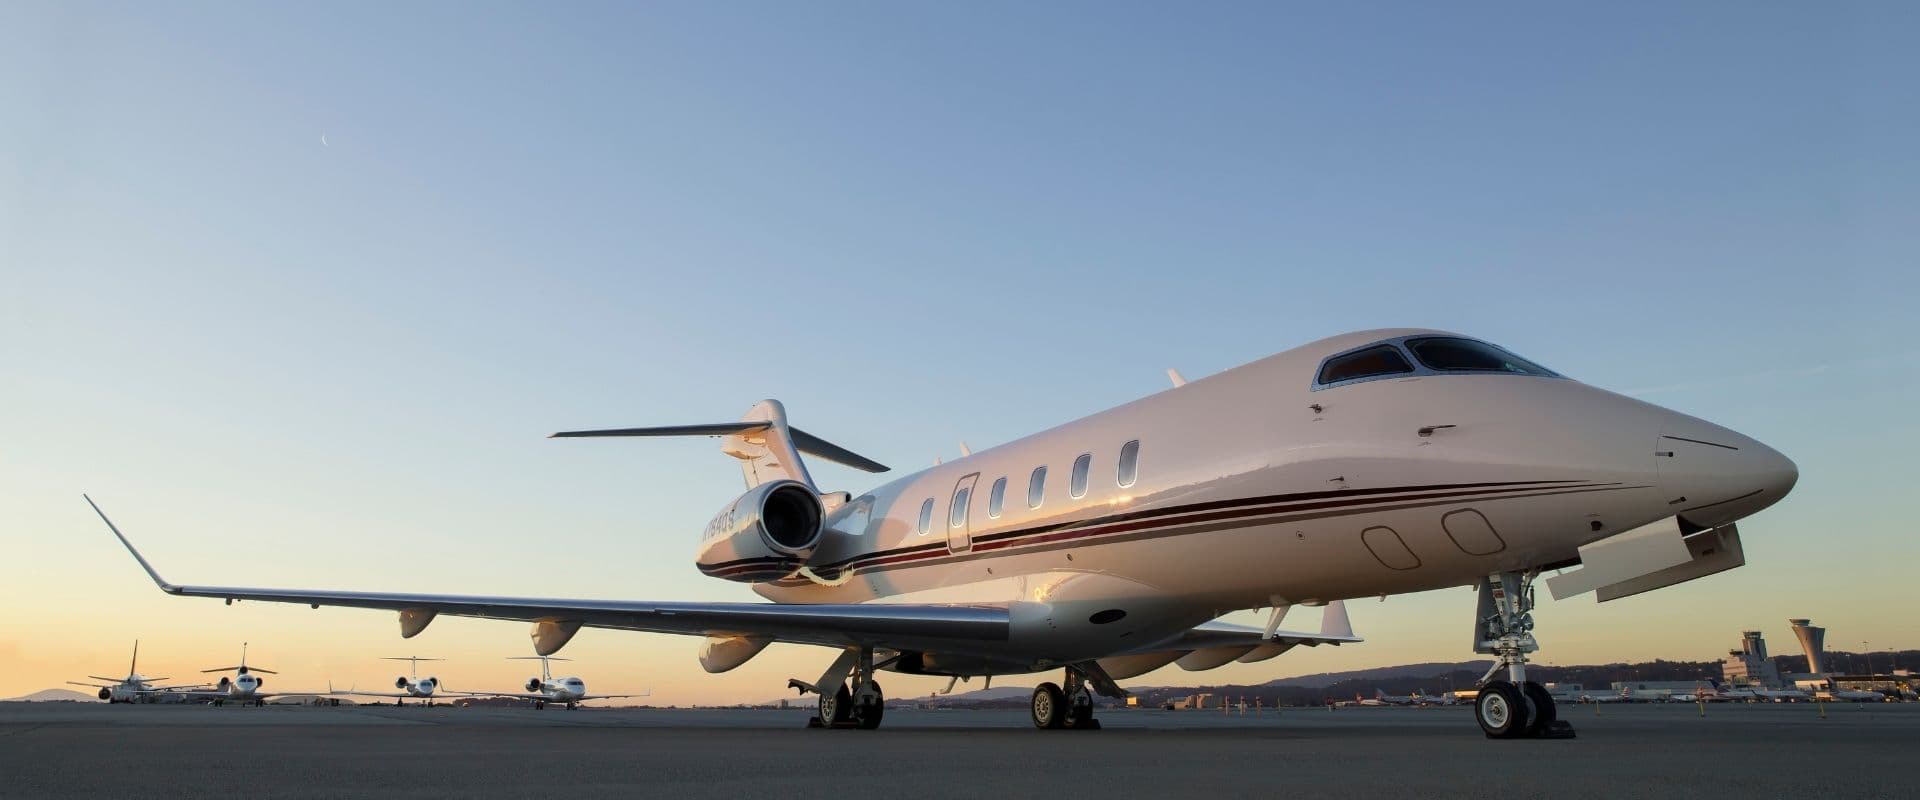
[{"left": 550, "top": 399, "right": 889, "bottom": 490}]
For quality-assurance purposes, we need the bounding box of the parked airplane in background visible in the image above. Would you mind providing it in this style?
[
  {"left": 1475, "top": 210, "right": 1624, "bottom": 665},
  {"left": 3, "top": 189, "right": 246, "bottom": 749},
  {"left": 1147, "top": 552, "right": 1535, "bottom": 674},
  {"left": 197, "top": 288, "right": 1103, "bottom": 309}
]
[
  {"left": 90, "top": 329, "right": 1798, "bottom": 739},
  {"left": 164, "top": 643, "right": 289, "bottom": 706},
  {"left": 65, "top": 640, "right": 198, "bottom": 703},
  {"left": 330, "top": 657, "right": 447, "bottom": 706},
  {"left": 451, "top": 656, "right": 650, "bottom": 710},
  {"left": 1360, "top": 689, "right": 1439, "bottom": 706}
]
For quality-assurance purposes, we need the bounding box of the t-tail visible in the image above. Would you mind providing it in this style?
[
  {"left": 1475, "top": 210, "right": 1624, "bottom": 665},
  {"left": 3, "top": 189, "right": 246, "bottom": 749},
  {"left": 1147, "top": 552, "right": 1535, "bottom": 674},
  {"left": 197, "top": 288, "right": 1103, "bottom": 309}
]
[{"left": 549, "top": 399, "right": 889, "bottom": 491}]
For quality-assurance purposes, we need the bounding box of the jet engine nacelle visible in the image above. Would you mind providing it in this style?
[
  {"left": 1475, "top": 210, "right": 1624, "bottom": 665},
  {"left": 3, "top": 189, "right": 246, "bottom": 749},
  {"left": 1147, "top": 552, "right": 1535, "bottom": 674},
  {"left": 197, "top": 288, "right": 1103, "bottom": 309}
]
[
  {"left": 526, "top": 678, "right": 542, "bottom": 692},
  {"left": 694, "top": 479, "right": 824, "bottom": 583},
  {"left": 395, "top": 676, "right": 409, "bottom": 689},
  {"left": 98, "top": 687, "right": 112, "bottom": 701},
  {"left": 218, "top": 676, "right": 232, "bottom": 689}
]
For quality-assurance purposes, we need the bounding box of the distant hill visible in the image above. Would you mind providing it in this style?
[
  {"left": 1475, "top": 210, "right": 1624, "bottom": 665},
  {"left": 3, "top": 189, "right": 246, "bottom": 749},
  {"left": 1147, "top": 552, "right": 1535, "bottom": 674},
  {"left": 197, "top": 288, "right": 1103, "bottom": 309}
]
[
  {"left": 5, "top": 688, "right": 100, "bottom": 703},
  {"left": 1263, "top": 662, "right": 1493, "bottom": 688}
]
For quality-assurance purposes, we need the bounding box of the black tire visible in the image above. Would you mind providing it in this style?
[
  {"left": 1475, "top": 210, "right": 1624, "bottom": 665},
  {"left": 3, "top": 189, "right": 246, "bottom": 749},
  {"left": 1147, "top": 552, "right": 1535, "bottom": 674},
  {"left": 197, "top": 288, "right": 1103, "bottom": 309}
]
[
  {"left": 1031, "top": 683, "right": 1066, "bottom": 730},
  {"left": 818, "top": 683, "right": 852, "bottom": 727},
  {"left": 1476, "top": 680, "right": 1531, "bottom": 739},
  {"left": 535, "top": 701, "right": 545, "bottom": 710},
  {"left": 853, "top": 682, "right": 885, "bottom": 730},
  {"left": 1521, "top": 681, "right": 1557, "bottom": 737}
]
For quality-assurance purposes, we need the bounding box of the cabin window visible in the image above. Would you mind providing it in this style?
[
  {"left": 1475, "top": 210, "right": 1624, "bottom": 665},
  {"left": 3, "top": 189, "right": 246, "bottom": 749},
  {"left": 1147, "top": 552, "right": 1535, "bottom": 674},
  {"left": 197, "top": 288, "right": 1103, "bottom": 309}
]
[
  {"left": 1028, "top": 466, "right": 1047, "bottom": 509},
  {"left": 1117, "top": 440, "right": 1140, "bottom": 487},
  {"left": 1404, "top": 337, "right": 1559, "bottom": 377},
  {"left": 987, "top": 477, "right": 1007, "bottom": 518},
  {"left": 917, "top": 498, "right": 934, "bottom": 535},
  {"left": 1070, "top": 453, "right": 1092, "bottom": 498},
  {"left": 1316, "top": 344, "right": 1414, "bottom": 386},
  {"left": 950, "top": 486, "right": 971, "bottom": 528}
]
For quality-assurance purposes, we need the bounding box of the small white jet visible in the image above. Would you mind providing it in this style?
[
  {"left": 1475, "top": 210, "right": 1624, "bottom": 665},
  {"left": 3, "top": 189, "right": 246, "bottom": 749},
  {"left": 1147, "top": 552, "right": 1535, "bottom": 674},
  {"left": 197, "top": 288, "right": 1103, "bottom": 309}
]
[
  {"left": 164, "top": 643, "right": 286, "bottom": 706},
  {"left": 1362, "top": 688, "right": 1446, "bottom": 706},
  {"left": 90, "top": 329, "right": 1797, "bottom": 738},
  {"left": 66, "top": 640, "right": 199, "bottom": 703},
  {"left": 330, "top": 657, "right": 448, "bottom": 706},
  {"left": 450, "top": 656, "right": 649, "bottom": 710}
]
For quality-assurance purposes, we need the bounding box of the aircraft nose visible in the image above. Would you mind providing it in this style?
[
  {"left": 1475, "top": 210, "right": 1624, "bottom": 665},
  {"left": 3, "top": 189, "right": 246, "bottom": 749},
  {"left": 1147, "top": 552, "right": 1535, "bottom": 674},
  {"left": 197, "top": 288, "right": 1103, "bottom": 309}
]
[{"left": 1658, "top": 419, "right": 1797, "bottom": 529}]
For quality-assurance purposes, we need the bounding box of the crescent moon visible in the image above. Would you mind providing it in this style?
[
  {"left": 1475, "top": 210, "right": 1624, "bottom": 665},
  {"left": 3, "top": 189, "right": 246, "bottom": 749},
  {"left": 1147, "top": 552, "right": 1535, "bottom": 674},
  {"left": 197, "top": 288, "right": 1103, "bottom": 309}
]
[{"left": 320, "top": 134, "right": 329, "bottom": 147}]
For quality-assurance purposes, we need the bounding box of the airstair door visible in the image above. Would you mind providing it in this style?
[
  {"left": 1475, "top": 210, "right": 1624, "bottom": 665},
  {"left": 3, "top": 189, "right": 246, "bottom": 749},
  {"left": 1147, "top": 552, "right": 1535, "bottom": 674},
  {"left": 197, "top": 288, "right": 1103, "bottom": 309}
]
[{"left": 948, "top": 473, "right": 980, "bottom": 554}]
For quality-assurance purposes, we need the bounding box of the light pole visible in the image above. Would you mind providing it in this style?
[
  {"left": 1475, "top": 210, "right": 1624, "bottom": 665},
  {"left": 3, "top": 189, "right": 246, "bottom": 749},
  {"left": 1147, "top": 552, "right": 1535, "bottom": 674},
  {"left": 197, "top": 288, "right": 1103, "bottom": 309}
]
[{"left": 1862, "top": 641, "right": 1873, "bottom": 679}]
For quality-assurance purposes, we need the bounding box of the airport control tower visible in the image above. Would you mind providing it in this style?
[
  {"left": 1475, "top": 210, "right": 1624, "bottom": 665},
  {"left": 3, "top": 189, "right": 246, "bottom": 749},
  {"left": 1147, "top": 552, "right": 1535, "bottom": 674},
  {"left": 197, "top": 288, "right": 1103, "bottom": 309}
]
[
  {"left": 1789, "top": 619, "right": 1827, "bottom": 675},
  {"left": 1723, "top": 630, "right": 1785, "bottom": 688}
]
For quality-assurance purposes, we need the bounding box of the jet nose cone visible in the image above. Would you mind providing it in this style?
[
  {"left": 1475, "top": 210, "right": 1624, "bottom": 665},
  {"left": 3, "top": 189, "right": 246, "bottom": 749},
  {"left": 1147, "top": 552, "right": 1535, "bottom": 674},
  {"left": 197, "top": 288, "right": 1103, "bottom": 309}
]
[{"left": 1658, "top": 421, "right": 1797, "bottom": 528}]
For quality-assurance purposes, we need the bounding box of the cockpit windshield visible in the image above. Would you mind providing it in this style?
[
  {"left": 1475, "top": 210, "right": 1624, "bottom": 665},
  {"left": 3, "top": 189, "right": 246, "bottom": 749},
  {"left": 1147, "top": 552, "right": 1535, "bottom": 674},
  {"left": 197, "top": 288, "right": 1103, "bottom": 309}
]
[{"left": 1404, "top": 337, "right": 1558, "bottom": 377}]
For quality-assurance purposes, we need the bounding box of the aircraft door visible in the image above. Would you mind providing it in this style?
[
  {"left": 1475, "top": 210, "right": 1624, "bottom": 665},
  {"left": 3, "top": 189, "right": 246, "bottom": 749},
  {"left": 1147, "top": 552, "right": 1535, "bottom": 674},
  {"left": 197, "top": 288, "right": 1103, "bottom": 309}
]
[{"left": 948, "top": 473, "right": 980, "bottom": 554}]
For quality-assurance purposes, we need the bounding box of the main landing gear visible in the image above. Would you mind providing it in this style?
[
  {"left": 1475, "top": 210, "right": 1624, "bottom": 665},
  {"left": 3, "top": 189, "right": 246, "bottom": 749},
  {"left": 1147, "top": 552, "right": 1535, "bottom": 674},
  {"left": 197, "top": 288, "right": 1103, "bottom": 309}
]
[
  {"left": 791, "top": 647, "right": 887, "bottom": 730},
  {"left": 1473, "top": 571, "right": 1574, "bottom": 740},
  {"left": 1030, "top": 667, "right": 1100, "bottom": 730}
]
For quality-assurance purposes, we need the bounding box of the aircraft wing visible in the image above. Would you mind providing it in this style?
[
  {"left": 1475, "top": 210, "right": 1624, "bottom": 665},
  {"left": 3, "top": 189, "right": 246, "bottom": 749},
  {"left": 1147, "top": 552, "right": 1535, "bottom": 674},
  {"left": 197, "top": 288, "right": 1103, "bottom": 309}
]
[
  {"left": 1091, "top": 603, "right": 1362, "bottom": 681},
  {"left": 328, "top": 689, "right": 423, "bottom": 699},
  {"left": 579, "top": 693, "right": 649, "bottom": 701},
  {"left": 67, "top": 681, "right": 116, "bottom": 689},
  {"left": 92, "top": 497, "right": 1009, "bottom": 654}
]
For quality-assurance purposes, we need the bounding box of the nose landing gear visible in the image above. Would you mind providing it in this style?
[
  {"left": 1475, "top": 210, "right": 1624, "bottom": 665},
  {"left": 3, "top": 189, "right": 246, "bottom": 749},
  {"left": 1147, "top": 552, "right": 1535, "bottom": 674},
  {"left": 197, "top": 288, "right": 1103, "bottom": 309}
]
[{"left": 1473, "top": 571, "right": 1574, "bottom": 740}]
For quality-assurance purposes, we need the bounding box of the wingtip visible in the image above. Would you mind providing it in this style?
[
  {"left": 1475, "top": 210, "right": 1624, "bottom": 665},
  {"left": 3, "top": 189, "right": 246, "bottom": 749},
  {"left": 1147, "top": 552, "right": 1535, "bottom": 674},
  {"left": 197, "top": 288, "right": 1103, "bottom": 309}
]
[{"left": 84, "top": 494, "right": 177, "bottom": 591}]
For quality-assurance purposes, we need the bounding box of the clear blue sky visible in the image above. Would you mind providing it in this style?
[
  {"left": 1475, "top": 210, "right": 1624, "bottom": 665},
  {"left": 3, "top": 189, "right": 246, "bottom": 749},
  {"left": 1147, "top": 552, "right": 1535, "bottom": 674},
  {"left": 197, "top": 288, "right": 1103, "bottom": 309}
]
[{"left": 3, "top": 2, "right": 1915, "bottom": 700}]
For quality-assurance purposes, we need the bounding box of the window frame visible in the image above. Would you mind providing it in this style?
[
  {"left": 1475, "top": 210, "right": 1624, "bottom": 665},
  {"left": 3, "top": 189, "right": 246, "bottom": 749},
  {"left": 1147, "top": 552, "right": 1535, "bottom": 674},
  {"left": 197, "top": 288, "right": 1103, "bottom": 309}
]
[
  {"left": 1070, "top": 453, "right": 1092, "bottom": 499},
  {"left": 916, "top": 498, "right": 934, "bottom": 535},
  {"left": 1403, "top": 336, "right": 1561, "bottom": 377},
  {"left": 1027, "top": 466, "right": 1047, "bottom": 509},
  {"left": 1117, "top": 440, "right": 1140, "bottom": 488},
  {"left": 1312, "top": 335, "right": 1566, "bottom": 391},
  {"left": 987, "top": 477, "right": 1007, "bottom": 518},
  {"left": 950, "top": 486, "right": 971, "bottom": 529}
]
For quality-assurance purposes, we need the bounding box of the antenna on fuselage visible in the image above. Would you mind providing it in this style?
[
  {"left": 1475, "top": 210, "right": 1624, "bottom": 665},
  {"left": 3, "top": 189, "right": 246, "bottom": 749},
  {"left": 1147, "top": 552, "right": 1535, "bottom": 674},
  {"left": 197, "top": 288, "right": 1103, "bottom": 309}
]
[{"left": 1167, "top": 369, "right": 1188, "bottom": 388}]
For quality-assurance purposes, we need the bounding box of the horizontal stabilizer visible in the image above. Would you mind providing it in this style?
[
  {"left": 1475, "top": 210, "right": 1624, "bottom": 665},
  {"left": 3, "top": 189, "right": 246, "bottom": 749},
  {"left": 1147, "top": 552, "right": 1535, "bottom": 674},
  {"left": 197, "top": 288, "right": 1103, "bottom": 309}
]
[{"left": 551, "top": 422, "right": 889, "bottom": 473}]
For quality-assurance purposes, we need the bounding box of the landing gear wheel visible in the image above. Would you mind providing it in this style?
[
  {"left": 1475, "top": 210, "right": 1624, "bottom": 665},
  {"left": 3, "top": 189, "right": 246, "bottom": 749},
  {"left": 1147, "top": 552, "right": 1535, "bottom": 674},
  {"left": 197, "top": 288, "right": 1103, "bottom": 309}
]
[
  {"left": 1521, "top": 681, "right": 1557, "bottom": 737},
  {"left": 852, "top": 682, "right": 885, "bottom": 730},
  {"left": 535, "top": 700, "right": 545, "bottom": 710},
  {"left": 1476, "top": 680, "right": 1531, "bottom": 739},
  {"left": 817, "top": 683, "right": 852, "bottom": 728},
  {"left": 1031, "top": 683, "right": 1066, "bottom": 729},
  {"left": 566, "top": 702, "right": 577, "bottom": 711}
]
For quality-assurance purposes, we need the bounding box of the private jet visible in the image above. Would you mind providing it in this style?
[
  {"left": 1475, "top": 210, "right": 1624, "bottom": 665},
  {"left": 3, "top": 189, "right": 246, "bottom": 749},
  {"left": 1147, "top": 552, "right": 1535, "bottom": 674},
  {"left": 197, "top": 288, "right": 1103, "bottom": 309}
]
[
  {"left": 65, "top": 640, "right": 201, "bottom": 703},
  {"left": 164, "top": 643, "right": 287, "bottom": 706},
  {"left": 449, "top": 656, "right": 649, "bottom": 710},
  {"left": 88, "top": 329, "right": 1797, "bottom": 738},
  {"left": 330, "top": 657, "right": 448, "bottom": 706}
]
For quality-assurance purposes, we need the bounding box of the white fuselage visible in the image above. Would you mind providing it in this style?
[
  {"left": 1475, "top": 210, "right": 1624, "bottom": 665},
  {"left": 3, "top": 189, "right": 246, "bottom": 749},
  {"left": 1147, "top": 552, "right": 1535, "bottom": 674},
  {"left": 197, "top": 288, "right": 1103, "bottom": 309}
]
[
  {"left": 217, "top": 671, "right": 264, "bottom": 698},
  {"left": 746, "top": 329, "right": 1796, "bottom": 675},
  {"left": 397, "top": 677, "right": 439, "bottom": 697},
  {"left": 533, "top": 677, "right": 588, "bottom": 702}
]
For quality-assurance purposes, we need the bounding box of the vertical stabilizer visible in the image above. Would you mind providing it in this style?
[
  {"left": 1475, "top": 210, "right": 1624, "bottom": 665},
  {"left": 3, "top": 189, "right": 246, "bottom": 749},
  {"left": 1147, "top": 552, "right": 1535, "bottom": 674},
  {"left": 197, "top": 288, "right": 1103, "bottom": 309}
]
[{"left": 720, "top": 400, "right": 816, "bottom": 490}]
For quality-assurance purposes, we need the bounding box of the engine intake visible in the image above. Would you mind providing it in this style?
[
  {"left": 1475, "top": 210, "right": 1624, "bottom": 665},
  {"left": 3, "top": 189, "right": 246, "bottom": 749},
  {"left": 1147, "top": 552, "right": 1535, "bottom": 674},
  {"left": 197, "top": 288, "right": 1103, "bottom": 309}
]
[
  {"left": 395, "top": 676, "right": 409, "bottom": 689},
  {"left": 527, "top": 678, "right": 542, "bottom": 692},
  {"left": 98, "top": 688, "right": 112, "bottom": 701},
  {"left": 695, "top": 480, "right": 825, "bottom": 583}
]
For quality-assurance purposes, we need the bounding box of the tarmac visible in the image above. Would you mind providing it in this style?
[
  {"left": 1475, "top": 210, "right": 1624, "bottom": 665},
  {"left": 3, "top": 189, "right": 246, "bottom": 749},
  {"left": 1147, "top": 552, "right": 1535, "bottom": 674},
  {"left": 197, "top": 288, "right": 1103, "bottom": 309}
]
[{"left": 1, "top": 701, "right": 1912, "bottom": 799}]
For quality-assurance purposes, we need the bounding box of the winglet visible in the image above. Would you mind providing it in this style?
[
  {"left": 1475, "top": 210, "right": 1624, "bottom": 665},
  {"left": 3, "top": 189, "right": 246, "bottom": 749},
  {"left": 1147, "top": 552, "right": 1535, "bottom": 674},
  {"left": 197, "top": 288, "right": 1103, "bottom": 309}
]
[
  {"left": 84, "top": 495, "right": 179, "bottom": 593},
  {"left": 1167, "top": 369, "right": 1188, "bottom": 388},
  {"left": 1320, "top": 599, "right": 1354, "bottom": 638}
]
